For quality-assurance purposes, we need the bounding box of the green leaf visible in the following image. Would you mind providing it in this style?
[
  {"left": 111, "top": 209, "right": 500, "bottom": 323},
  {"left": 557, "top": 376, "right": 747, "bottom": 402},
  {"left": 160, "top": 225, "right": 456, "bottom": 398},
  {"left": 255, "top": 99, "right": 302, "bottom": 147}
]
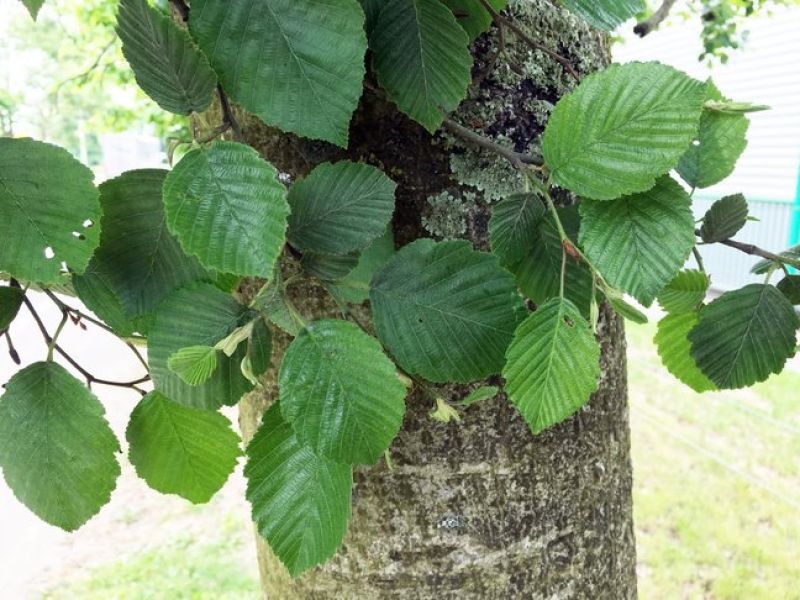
[
  {"left": 189, "top": 0, "right": 366, "bottom": 146},
  {"left": 429, "top": 397, "right": 460, "bottom": 423},
  {"left": 127, "top": 392, "right": 240, "bottom": 503},
  {"left": 0, "top": 362, "right": 120, "bottom": 531},
  {"left": 252, "top": 271, "right": 302, "bottom": 336},
  {"left": 116, "top": 0, "right": 217, "bottom": 115},
  {"left": 302, "top": 252, "right": 360, "bottom": 282},
  {"left": 506, "top": 205, "right": 594, "bottom": 318},
  {"left": 579, "top": 177, "right": 695, "bottom": 306},
  {"left": 542, "top": 62, "right": 705, "bottom": 200},
  {"left": 0, "top": 286, "right": 24, "bottom": 331},
  {"left": 288, "top": 161, "right": 396, "bottom": 255},
  {"left": 602, "top": 286, "right": 648, "bottom": 324},
  {"left": 677, "top": 82, "right": 749, "bottom": 189},
  {"left": 561, "top": 0, "right": 644, "bottom": 30},
  {"left": 371, "top": 0, "right": 472, "bottom": 132},
  {"left": 489, "top": 193, "right": 545, "bottom": 266},
  {"left": 371, "top": 239, "right": 523, "bottom": 383},
  {"left": 359, "top": 0, "right": 384, "bottom": 34},
  {"left": 443, "top": 0, "right": 507, "bottom": 39},
  {"left": 776, "top": 275, "right": 800, "bottom": 304},
  {"left": 751, "top": 244, "right": 800, "bottom": 274},
  {"left": 326, "top": 227, "right": 396, "bottom": 304},
  {"left": 657, "top": 269, "right": 710, "bottom": 314},
  {"left": 503, "top": 298, "right": 600, "bottom": 434},
  {"left": 689, "top": 284, "right": 800, "bottom": 389},
  {"left": 163, "top": 142, "right": 289, "bottom": 278},
  {"left": 247, "top": 318, "right": 273, "bottom": 377},
  {"left": 72, "top": 169, "right": 208, "bottom": 335},
  {"left": 280, "top": 320, "right": 406, "bottom": 464},
  {"left": 699, "top": 193, "right": 748, "bottom": 243},
  {"left": 167, "top": 346, "right": 219, "bottom": 386},
  {"left": 460, "top": 385, "right": 499, "bottom": 407},
  {"left": 18, "top": 0, "right": 44, "bottom": 20},
  {"left": 245, "top": 404, "right": 352, "bottom": 577},
  {"left": 149, "top": 283, "right": 254, "bottom": 409},
  {"left": 655, "top": 312, "right": 717, "bottom": 393},
  {"left": 0, "top": 138, "right": 101, "bottom": 283}
]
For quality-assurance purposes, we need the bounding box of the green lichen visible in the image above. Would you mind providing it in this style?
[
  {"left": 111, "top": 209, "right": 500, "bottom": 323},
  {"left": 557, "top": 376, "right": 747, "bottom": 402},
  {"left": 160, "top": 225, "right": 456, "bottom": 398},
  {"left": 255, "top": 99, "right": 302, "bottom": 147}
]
[
  {"left": 422, "top": 191, "right": 475, "bottom": 239},
  {"left": 447, "top": 0, "right": 607, "bottom": 202}
]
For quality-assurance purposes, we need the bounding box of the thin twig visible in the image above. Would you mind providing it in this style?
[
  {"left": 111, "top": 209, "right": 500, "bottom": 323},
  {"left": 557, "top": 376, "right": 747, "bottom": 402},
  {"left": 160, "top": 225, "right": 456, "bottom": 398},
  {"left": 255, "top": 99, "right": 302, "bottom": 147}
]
[
  {"left": 443, "top": 119, "right": 543, "bottom": 168},
  {"left": 696, "top": 230, "right": 800, "bottom": 270},
  {"left": 476, "top": 0, "right": 580, "bottom": 81},
  {"left": 634, "top": 0, "right": 680, "bottom": 37},
  {"left": 216, "top": 84, "right": 243, "bottom": 140},
  {"left": 692, "top": 246, "right": 706, "bottom": 273},
  {"left": 42, "top": 289, "right": 149, "bottom": 371},
  {"left": 22, "top": 296, "right": 150, "bottom": 392},
  {"left": 3, "top": 331, "right": 20, "bottom": 365}
]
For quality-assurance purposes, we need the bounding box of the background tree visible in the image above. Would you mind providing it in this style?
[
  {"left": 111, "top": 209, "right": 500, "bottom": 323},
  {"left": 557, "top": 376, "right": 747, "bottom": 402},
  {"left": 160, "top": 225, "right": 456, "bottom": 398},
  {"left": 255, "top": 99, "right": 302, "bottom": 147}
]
[{"left": 1, "top": 0, "right": 798, "bottom": 598}]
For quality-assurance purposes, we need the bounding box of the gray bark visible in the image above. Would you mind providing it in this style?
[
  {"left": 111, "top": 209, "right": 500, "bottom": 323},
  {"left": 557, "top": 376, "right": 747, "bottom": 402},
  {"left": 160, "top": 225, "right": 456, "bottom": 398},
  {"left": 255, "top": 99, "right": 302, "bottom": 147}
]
[{"left": 232, "top": 1, "right": 637, "bottom": 597}]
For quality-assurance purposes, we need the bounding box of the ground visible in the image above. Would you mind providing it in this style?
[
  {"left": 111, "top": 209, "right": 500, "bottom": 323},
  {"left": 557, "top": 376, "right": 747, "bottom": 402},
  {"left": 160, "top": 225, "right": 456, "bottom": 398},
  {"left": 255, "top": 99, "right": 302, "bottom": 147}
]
[{"left": 2, "top": 299, "right": 799, "bottom": 599}]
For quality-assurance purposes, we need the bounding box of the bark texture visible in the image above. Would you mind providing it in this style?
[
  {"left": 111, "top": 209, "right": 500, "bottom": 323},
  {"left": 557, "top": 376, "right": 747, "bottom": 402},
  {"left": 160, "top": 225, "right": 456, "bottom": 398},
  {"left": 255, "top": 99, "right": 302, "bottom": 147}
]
[{"left": 232, "top": 1, "right": 637, "bottom": 597}]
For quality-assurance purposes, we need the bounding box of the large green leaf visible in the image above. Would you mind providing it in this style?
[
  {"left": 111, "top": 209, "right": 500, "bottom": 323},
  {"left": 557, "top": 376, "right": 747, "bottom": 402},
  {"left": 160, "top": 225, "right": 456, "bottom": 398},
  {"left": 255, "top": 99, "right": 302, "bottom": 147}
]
[
  {"left": 561, "top": 0, "right": 644, "bottom": 30},
  {"left": 777, "top": 275, "right": 800, "bottom": 305},
  {"left": 371, "top": 0, "right": 472, "bottom": 132},
  {"left": 0, "top": 286, "right": 24, "bottom": 331},
  {"left": 116, "top": 0, "right": 217, "bottom": 115},
  {"left": 189, "top": 0, "right": 366, "bottom": 146},
  {"left": 245, "top": 404, "right": 352, "bottom": 577},
  {"left": 689, "top": 284, "right": 799, "bottom": 389},
  {"left": 163, "top": 142, "right": 289, "bottom": 278},
  {"left": 0, "top": 362, "right": 120, "bottom": 531},
  {"left": 359, "top": 0, "right": 384, "bottom": 34},
  {"left": 443, "top": 0, "right": 506, "bottom": 39},
  {"left": 280, "top": 320, "right": 406, "bottom": 464},
  {"left": 489, "top": 193, "right": 545, "bottom": 266},
  {"left": 699, "top": 193, "right": 748, "bottom": 243},
  {"left": 73, "top": 169, "right": 207, "bottom": 334},
  {"left": 579, "top": 177, "right": 695, "bottom": 306},
  {"left": 0, "top": 138, "right": 100, "bottom": 283},
  {"left": 287, "top": 161, "right": 396, "bottom": 255},
  {"left": 327, "top": 227, "right": 396, "bottom": 304},
  {"left": 542, "top": 62, "right": 705, "bottom": 200},
  {"left": 149, "top": 283, "right": 254, "bottom": 409},
  {"left": 677, "top": 82, "right": 749, "bottom": 189},
  {"left": 655, "top": 312, "right": 716, "bottom": 393},
  {"left": 507, "top": 205, "right": 594, "bottom": 318},
  {"left": 657, "top": 269, "right": 710, "bottom": 314},
  {"left": 126, "top": 391, "right": 240, "bottom": 504},
  {"left": 503, "top": 298, "right": 600, "bottom": 434},
  {"left": 19, "top": 0, "right": 44, "bottom": 19},
  {"left": 370, "top": 239, "right": 523, "bottom": 382}
]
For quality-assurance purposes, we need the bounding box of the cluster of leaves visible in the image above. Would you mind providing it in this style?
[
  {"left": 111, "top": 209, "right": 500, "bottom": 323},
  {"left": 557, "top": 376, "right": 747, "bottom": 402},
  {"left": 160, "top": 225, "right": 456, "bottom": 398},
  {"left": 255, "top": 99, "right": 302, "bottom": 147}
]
[{"left": 2, "top": 0, "right": 798, "bottom": 578}]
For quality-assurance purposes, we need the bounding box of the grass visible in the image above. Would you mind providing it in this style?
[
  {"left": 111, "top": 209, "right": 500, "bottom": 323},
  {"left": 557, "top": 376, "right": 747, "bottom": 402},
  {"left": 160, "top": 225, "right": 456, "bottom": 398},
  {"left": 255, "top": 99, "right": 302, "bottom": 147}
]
[
  {"left": 45, "top": 322, "right": 800, "bottom": 599},
  {"left": 43, "top": 515, "right": 259, "bottom": 599},
  {"left": 627, "top": 321, "right": 800, "bottom": 599}
]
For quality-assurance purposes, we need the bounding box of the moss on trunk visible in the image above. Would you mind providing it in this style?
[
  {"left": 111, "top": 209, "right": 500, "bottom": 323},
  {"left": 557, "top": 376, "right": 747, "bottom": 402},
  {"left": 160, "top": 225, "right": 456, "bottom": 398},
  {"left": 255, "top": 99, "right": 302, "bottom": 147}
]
[{"left": 232, "top": 1, "right": 636, "bottom": 597}]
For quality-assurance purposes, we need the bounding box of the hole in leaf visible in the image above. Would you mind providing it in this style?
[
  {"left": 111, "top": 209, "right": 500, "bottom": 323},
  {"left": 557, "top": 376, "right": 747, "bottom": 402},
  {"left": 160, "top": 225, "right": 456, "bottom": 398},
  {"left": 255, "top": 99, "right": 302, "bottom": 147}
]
[
  {"left": 72, "top": 231, "right": 86, "bottom": 240},
  {"left": 563, "top": 316, "right": 575, "bottom": 327},
  {"left": 44, "top": 246, "right": 55, "bottom": 259},
  {"left": 82, "top": 219, "right": 94, "bottom": 228},
  {"left": 60, "top": 261, "right": 69, "bottom": 274},
  {"left": 692, "top": 140, "right": 700, "bottom": 147}
]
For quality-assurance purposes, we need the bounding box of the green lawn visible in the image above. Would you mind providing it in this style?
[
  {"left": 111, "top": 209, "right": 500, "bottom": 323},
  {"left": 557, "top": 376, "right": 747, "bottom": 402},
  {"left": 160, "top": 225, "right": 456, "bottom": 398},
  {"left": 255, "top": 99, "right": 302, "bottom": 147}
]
[
  {"left": 627, "top": 321, "right": 800, "bottom": 599},
  {"left": 46, "top": 322, "right": 800, "bottom": 599}
]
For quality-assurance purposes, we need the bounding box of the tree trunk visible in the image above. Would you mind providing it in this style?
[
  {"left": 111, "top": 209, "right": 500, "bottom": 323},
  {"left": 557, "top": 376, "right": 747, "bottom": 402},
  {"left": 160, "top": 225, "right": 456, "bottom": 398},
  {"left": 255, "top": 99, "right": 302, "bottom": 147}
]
[{"left": 234, "top": 1, "right": 637, "bottom": 597}]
